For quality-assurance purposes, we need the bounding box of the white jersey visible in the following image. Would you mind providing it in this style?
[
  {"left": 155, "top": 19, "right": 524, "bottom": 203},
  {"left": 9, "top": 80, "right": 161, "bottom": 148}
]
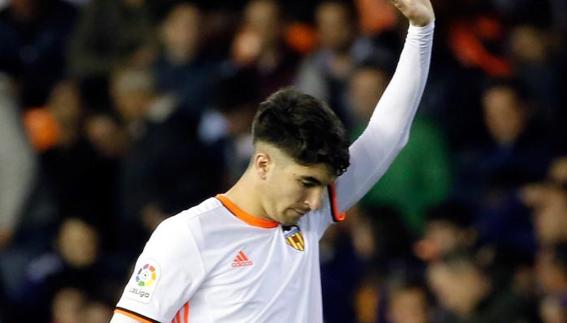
[
  {"left": 114, "top": 187, "right": 343, "bottom": 323},
  {"left": 112, "top": 22, "right": 434, "bottom": 323}
]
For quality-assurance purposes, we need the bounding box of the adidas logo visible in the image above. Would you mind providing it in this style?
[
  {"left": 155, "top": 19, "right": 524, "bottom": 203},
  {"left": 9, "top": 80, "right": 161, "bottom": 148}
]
[{"left": 231, "top": 250, "right": 253, "bottom": 267}]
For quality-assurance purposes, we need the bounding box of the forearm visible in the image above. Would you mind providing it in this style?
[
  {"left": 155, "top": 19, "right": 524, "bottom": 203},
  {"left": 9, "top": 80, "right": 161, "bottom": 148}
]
[{"left": 336, "top": 22, "right": 434, "bottom": 211}]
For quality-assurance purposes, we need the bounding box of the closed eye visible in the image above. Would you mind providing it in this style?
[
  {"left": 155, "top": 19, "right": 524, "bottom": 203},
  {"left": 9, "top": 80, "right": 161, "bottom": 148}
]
[{"left": 301, "top": 180, "right": 317, "bottom": 188}]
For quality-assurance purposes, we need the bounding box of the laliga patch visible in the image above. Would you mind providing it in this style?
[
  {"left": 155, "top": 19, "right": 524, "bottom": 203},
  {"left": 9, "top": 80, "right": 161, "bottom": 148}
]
[{"left": 125, "top": 260, "right": 160, "bottom": 304}]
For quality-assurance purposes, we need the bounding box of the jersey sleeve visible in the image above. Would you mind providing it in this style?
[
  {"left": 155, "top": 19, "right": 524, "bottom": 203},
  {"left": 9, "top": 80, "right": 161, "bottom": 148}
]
[
  {"left": 113, "top": 216, "right": 206, "bottom": 322},
  {"left": 335, "top": 22, "right": 434, "bottom": 212}
]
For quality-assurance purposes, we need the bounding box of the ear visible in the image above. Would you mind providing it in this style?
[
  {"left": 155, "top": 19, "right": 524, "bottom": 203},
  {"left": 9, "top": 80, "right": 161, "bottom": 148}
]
[{"left": 253, "top": 152, "right": 271, "bottom": 180}]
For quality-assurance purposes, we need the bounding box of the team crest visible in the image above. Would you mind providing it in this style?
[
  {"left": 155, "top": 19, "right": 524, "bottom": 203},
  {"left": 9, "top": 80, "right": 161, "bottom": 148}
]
[{"left": 283, "top": 225, "right": 305, "bottom": 251}]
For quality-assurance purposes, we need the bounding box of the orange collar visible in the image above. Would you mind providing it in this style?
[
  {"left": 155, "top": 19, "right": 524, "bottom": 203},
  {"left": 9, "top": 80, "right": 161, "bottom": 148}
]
[{"left": 216, "top": 194, "right": 279, "bottom": 229}]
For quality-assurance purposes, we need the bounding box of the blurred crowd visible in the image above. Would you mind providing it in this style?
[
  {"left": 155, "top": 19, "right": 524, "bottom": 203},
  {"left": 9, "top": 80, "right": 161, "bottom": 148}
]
[{"left": 0, "top": 0, "right": 566, "bottom": 322}]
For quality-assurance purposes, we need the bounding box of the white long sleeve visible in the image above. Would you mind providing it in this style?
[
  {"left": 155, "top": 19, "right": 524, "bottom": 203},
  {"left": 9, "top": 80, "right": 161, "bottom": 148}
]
[{"left": 336, "top": 22, "right": 434, "bottom": 212}]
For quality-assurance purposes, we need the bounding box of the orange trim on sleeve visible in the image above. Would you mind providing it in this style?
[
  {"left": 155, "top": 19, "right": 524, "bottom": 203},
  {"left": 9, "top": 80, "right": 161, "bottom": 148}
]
[
  {"left": 114, "top": 309, "right": 154, "bottom": 323},
  {"left": 216, "top": 194, "right": 279, "bottom": 228},
  {"left": 183, "top": 302, "right": 190, "bottom": 322},
  {"left": 328, "top": 184, "right": 346, "bottom": 222}
]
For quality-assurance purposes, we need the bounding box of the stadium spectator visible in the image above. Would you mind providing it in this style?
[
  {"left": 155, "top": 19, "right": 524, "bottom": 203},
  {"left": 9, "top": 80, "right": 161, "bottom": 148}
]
[
  {"left": 386, "top": 278, "right": 431, "bottom": 323},
  {"left": 111, "top": 66, "right": 223, "bottom": 253},
  {"left": 347, "top": 64, "right": 452, "bottom": 232},
  {"left": 68, "top": 0, "right": 155, "bottom": 110},
  {"left": 232, "top": 0, "right": 300, "bottom": 99},
  {"left": 24, "top": 80, "right": 118, "bottom": 242},
  {"left": 0, "top": 0, "right": 77, "bottom": 107},
  {"left": 414, "top": 201, "right": 477, "bottom": 263},
  {"left": 427, "top": 252, "right": 532, "bottom": 323},
  {"left": 295, "top": 0, "right": 381, "bottom": 127},
  {"left": 455, "top": 79, "right": 554, "bottom": 209},
  {"left": 16, "top": 218, "right": 112, "bottom": 322},
  {"left": 521, "top": 182, "right": 567, "bottom": 247},
  {"left": 152, "top": 3, "right": 222, "bottom": 117}
]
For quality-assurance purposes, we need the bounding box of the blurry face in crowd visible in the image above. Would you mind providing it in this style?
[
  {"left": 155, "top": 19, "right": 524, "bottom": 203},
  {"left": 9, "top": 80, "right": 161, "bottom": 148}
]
[
  {"left": 316, "top": 2, "right": 354, "bottom": 52},
  {"left": 536, "top": 248, "right": 567, "bottom": 295},
  {"left": 244, "top": 0, "right": 281, "bottom": 50},
  {"left": 540, "top": 296, "right": 567, "bottom": 323},
  {"left": 388, "top": 287, "right": 429, "bottom": 323},
  {"left": 57, "top": 218, "right": 99, "bottom": 267},
  {"left": 351, "top": 215, "right": 376, "bottom": 259},
  {"left": 355, "top": 282, "right": 381, "bottom": 323},
  {"left": 349, "top": 68, "right": 388, "bottom": 122},
  {"left": 51, "top": 288, "right": 86, "bottom": 323},
  {"left": 255, "top": 143, "right": 334, "bottom": 225},
  {"left": 532, "top": 187, "right": 567, "bottom": 245},
  {"left": 427, "top": 261, "right": 488, "bottom": 317},
  {"left": 549, "top": 157, "right": 567, "bottom": 185},
  {"left": 82, "top": 302, "right": 113, "bottom": 323},
  {"left": 48, "top": 81, "right": 82, "bottom": 145},
  {"left": 423, "top": 221, "right": 467, "bottom": 258},
  {"left": 482, "top": 86, "right": 526, "bottom": 145},
  {"left": 111, "top": 68, "right": 154, "bottom": 123},
  {"left": 161, "top": 4, "right": 201, "bottom": 62},
  {"left": 510, "top": 25, "right": 547, "bottom": 63}
]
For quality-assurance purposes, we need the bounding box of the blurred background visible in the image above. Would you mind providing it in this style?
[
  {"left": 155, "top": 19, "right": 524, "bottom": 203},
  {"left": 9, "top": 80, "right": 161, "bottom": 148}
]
[{"left": 0, "top": 0, "right": 566, "bottom": 322}]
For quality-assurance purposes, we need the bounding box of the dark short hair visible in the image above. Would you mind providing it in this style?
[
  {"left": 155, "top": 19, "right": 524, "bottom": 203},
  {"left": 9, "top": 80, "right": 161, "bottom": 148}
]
[{"left": 252, "top": 88, "right": 350, "bottom": 176}]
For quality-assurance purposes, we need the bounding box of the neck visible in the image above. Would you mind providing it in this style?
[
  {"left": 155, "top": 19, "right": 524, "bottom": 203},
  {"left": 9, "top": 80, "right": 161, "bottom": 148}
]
[{"left": 224, "top": 169, "right": 270, "bottom": 221}]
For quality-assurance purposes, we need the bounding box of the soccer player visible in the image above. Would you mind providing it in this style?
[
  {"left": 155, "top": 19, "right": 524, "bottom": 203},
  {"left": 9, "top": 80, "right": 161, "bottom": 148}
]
[{"left": 111, "top": 0, "right": 435, "bottom": 322}]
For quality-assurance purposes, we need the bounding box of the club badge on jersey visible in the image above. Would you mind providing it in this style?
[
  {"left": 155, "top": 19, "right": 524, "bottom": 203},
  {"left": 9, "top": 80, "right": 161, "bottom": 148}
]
[{"left": 282, "top": 225, "right": 305, "bottom": 251}]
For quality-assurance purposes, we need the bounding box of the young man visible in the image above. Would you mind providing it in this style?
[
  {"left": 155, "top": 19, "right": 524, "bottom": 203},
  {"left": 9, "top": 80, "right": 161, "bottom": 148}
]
[{"left": 111, "top": 0, "right": 435, "bottom": 322}]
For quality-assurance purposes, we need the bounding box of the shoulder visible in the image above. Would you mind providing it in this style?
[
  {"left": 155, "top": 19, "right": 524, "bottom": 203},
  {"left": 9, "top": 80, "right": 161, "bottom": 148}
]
[{"left": 144, "top": 198, "right": 223, "bottom": 253}]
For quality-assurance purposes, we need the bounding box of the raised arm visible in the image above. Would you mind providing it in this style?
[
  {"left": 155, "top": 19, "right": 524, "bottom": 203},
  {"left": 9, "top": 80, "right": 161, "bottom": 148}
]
[{"left": 335, "top": 0, "right": 435, "bottom": 211}]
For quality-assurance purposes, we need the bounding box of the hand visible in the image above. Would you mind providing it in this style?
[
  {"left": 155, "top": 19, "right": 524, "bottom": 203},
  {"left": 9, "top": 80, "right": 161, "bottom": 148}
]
[{"left": 390, "top": 0, "right": 434, "bottom": 27}]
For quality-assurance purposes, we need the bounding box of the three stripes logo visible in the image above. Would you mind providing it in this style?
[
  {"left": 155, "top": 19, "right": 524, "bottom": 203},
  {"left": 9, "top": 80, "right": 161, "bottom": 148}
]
[
  {"left": 232, "top": 250, "right": 253, "bottom": 267},
  {"left": 283, "top": 225, "right": 305, "bottom": 251}
]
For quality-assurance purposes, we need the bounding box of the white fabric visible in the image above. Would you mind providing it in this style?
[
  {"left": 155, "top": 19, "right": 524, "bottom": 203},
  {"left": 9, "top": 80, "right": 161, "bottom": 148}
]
[
  {"left": 111, "top": 22, "right": 434, "bottom": 323},
  {"left": 336, "top": 23, "right": 434, "bottom": 212},
  {"left": 114, "top": 195, "right": 334, "bottom": 322}
]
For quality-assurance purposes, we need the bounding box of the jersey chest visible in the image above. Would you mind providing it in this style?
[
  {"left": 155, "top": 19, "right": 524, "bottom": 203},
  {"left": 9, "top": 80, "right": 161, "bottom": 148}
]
[{"left": 192, "top": 224, "right": 319, "bottom": 320}]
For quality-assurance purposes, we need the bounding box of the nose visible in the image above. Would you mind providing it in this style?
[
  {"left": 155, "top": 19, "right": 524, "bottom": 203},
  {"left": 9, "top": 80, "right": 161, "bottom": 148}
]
[{"left": 305, "top": 187, "right": 324, "bottom": 211}]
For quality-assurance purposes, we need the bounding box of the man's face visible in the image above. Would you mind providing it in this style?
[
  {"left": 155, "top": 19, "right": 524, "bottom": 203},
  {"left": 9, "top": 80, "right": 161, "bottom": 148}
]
[
  {"left": 388, "top": 288, "right": 428, "bottom": 323},
  {"left": 257, "top": 146, "right": 334, "bottom": 225},
  {"left": 536, "top": 249, "right": 567, "bottom": 294},
  {"left": 482, "top": 86, "right": 525, "bottom": 144},
  {"left": 427, "top": 262, "right": 484, "bottom": 316},
  {"left": 349, "top": 69, "right": 388, "bottom": 122},
  {"left": 316, "top": 3, "right": 354, "bottom": 51},
  {"left": 162, "top": 4, "right": 201, "bottom": 59},
  {"left": 424, "top": 221, "right": 464, "bottom": 257},
  {"left": 244, "top": 0, "right": 281, "bottom": 49}
]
